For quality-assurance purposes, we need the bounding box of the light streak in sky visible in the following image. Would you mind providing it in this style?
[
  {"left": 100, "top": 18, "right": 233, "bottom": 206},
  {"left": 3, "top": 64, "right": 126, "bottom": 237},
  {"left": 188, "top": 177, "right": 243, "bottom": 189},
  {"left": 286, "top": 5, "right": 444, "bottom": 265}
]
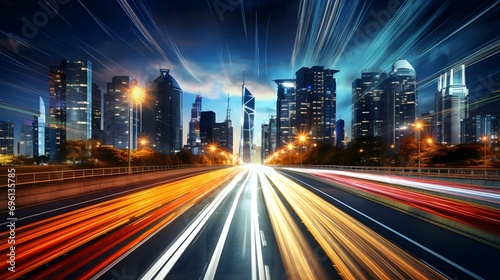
[
  {"left": 117, "top": 0, "right": 168, "bottom": 61},
  {"left": 216, "top": 44, "right": 233, "bottom": 88},
  {"left": 264, "top": 13, "right": 271, "bottom": 75},
  {"left": 241, "top": 0, "right": 248, "bottom": 40},
  {"left": 255, "top": 10, "right": 260, "bottom": 78},
  {"left": 292, "top": 0, "right": 366, "bottom": 70},
  {"left": 116, "top": 0, "right": 206, "bottom": 82},
  {"left": 417, "top": 38, "right": 500, "bottom": 91},
  {"left": 163, "top": 30, "right": 202, "bottom": 82},
  {"left": 77, "top": 0, "right": 112, "bottom": 37}
]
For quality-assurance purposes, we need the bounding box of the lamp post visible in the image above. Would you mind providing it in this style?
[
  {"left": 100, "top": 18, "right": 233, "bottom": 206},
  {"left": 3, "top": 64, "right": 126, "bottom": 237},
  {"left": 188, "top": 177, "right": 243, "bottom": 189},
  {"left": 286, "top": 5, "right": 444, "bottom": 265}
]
[
  {"left": 298, "top": 134, "right": 306, "bottom": 167},
  {"left": 210, "top": 145, "right": 216, "bottom": 165},
  {"left": 483, "top": 136, "right": 488, "bottom": 168},
  {"left": 287, "top": 143, "right": 293, "bottom": 165},
  {"left": 415, "top": 122, "right": 422, "bottom": 173},
  {"left": 128, "top": 84, "right": 144, "bottom": 175}
]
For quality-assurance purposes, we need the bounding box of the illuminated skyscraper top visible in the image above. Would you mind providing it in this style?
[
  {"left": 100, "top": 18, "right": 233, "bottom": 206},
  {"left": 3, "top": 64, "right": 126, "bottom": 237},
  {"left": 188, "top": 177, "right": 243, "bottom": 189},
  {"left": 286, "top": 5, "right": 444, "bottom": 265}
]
[
  {"left": 434, "top": 64, "right": 468, "bottom": 145},
  {"left": 240, "top": 84, "right": 255, "bottom": 164}
]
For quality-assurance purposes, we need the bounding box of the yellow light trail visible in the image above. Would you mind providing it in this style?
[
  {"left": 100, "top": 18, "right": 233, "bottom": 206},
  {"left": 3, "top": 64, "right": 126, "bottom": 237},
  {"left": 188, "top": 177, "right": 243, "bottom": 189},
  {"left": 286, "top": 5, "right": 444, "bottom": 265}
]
[
  {"left": 0, "top": 167, "right": 241, "bottom": 279},
  {"left": 260, "top": 167, "right": 446, "bottom": 279}
]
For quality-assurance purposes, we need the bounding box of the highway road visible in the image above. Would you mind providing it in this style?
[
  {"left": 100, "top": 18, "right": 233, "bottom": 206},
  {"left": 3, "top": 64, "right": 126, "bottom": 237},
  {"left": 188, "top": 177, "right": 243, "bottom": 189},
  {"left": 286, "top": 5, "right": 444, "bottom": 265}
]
[{"left": 1, "top": 165, "right": 498, "bottom": 279}]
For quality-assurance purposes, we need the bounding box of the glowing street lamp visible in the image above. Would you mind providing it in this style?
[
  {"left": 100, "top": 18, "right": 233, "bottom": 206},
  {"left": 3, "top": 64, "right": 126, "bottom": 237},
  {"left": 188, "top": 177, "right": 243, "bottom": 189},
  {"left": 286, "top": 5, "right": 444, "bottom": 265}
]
[
  {"left": 483, "top": 136, "right": 488, "bottom": 168},
  {"left": 298, "top": 134, "right": 306, "bottom": 167},
  {"left": 139, "top": 137, "right": 148, "bottom": 149},
  {"left": 128, "top": 84, "right": 144, "bottom": 175},
  {"left": 415, "top": 121, "right": 423, "bottom": 173},
  {"left": 287, "top": 143, "right": 294, "bottom": 165},
  {"left": 209, "top": 145, "right": 217, "bottom": 165}
]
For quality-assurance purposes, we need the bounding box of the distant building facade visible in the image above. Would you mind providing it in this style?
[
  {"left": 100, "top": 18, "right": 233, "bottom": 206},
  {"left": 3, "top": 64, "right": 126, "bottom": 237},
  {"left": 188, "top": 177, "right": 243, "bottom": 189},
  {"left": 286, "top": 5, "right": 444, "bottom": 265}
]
[
  {"left": 104, "top": 76, "right": 140, "bottom": 150},
  {"left": 144, "top": 69, "right": 183, "bottom": 154},
  {"left": 274, "top": 79, "right": 296, "bottom": 148},
  {"left": 0, "top": 121, "right": 14, "bottom": 155},
  {"left": 295, "top": 66, "right": 338, "bottom": 144},
  {"left": 351, "top": 60, "right": 417, "bottom": 151},
  {"left": 49, "top": 60, "right": 92, "bottom": 159},
  {"left": 240, "top": 86, "right": 255, "bottom": 163},
  {"left": 187, "top": 95, "right": 202, "bottom": 155},
  {"left": 434, "top": 65, "right": 469, "bottom": 145}
]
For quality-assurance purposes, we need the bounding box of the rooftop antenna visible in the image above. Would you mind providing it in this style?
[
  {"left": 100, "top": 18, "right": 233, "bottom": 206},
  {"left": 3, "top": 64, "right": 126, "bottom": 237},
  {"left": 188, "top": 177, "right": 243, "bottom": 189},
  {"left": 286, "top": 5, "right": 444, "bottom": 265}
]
[{"left": 226, "top": 92, "right": 231, "bottom": 121}]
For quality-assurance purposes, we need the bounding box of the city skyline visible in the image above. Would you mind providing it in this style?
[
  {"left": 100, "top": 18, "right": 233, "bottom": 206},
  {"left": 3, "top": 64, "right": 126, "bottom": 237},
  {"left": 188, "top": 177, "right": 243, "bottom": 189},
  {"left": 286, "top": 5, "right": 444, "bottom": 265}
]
[{"left": 1, "top": 0, "right": 499, "bottom": 154}]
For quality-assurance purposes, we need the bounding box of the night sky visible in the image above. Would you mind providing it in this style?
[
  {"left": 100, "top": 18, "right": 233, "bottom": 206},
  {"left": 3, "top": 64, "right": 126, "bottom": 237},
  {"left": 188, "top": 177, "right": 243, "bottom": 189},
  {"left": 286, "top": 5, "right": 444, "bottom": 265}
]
[{"left": 1, "top": 0, "right": 499, "bottom": 153}]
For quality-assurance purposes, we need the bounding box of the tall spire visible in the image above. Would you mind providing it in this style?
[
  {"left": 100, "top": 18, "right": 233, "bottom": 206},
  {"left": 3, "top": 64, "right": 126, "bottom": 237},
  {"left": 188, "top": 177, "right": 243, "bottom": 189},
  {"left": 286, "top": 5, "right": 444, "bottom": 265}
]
[{"left": 226, "top": 92, "right": 231, "bottom": 121}]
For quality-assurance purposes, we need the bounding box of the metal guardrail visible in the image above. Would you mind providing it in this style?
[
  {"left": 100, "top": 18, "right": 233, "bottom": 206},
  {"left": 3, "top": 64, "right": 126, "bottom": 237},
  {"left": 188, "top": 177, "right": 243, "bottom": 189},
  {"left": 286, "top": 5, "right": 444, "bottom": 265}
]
[
  {"left": 308, "top": 165, "right": 500, "bottom": 181},
  {"left": 0, "top": 164, "right": 209, "bottom": 187}
]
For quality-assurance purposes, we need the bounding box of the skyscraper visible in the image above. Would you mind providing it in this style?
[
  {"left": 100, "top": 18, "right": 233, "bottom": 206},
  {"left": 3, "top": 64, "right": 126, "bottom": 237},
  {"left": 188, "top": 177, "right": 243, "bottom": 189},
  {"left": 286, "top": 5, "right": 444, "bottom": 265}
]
[
  {"left": 240, "top": 85, "right": 255, "bottom": 163},
  {"left": 351, "top": 60, "right": 417, "bottom": 151},
  {"left": 104, "top": 76, "right": 138, "bottom": 150},
  {"left": 19, "top": 120, "right": 34, "bottom": 157},
  {"left": 0, "top": 121, "right": 14, "bottom": 155},
  {"left": 187, "top": 95, "right": 202, "bottom": 155},
  {"left": 33, "top": 96, "right": 47, "bottom": 157},
  {"left": 434, "top": 65, "right": 469, "bottom": 145},
  {"left": 91, "top": 82, "right": 103, "bottom": 141},
  {"left": 335, "top": 119, "right": 345, "bottom": 148},
  {"left": 200, "top": 110, "right": 216, "bottom": 148},
  {"left": 144, "top": 69, "right": 183, "bottom": 154},
  {"left": 387, "top": 60, "right": 417, "bottom": 151},
  {"left": 274, "top": 79, "right": 296, "bottom": 148},
  {"left": 49, "top": 60, "right": 92, "bottom": 159},
  {"left": 295, "top": 66, "right": 338, "bottom": 144},
  {"left": 352, "top": 70, "right": 386, "bottom": 140}
]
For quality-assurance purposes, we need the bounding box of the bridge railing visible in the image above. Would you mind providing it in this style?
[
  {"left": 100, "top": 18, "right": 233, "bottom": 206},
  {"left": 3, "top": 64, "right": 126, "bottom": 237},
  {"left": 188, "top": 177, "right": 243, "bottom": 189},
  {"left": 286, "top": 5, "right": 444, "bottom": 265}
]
[
  {"left": 308, "top": 165, "right": 500, "bottom": 181},
  {"left": 0, "top": 164, "right": 209, "bottom": 187}
]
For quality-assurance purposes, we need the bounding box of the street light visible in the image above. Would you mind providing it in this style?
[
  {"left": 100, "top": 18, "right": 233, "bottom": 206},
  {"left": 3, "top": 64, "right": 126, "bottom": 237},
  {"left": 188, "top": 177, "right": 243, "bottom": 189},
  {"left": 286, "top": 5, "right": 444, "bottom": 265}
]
[
  {"left": 139, "top": 137, "right": 148, "bottom": 149},
  {"left": 287, "top": 143, "right": 294, "bottom": 165},
  {"left": 415, "top": 122, "right": 423, "bottom": 173},
  {"left": 128, "top": 84, "right": 144, "bottom": 175},
  {"left": 298, "top": 134, "right": 306, "bottom": 167},
  {"left": 483, "top": 136, "right": 488, "bottom": 168},
  {"left": 209, "top": 145, "right": 216, "bottom": 165}
]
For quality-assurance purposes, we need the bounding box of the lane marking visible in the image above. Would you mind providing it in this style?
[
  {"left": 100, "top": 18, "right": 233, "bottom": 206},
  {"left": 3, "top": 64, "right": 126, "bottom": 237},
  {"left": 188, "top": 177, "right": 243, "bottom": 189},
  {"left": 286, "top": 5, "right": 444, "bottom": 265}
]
[
  {"left": 140, "top": 171, "right": 245, "bottom": 280},
  {"left": 203, "top": 171, "right": 251, "bottom": 280},
  {"left": 251, "top": 170, "right": 265, "bottom": 280},
  {"left": 282, "top": 172, "right": 484, "bottom": 280}
]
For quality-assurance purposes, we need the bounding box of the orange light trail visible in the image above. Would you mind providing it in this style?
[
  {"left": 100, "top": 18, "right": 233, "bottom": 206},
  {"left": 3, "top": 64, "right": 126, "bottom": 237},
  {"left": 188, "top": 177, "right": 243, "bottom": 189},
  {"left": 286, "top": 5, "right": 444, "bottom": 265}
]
[{"left": 0, "top": 167, "right": 242, "bottom": 279}]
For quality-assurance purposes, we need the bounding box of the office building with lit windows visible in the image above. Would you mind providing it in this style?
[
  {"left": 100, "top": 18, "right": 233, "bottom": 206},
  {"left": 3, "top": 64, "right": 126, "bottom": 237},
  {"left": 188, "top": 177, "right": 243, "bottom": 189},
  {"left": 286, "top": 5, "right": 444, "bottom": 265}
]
[
  {"left": 434, "top": 65, "right": 469, "bottom": 145},
  {"left": 104, "top": 76, "right": 140, "bottom": 150},
  {"left": 274, "top": 79, "right": 296, "bottom": 149},
  {"left": 351, "top": 59, "right": 417, "bottom": 152},
  {"left": 295, "top": 66, "right": 338, "bottom": 145},
  {"left": 49, "top": 60, "right": 92, "bottom": 160}
]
